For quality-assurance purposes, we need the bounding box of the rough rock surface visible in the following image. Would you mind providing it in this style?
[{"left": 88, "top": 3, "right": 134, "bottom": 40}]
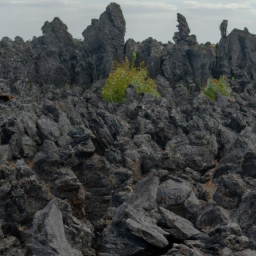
[
  {"left": 220, "top": 20, "right": 228, "bottom": 37},
  {"left": 32, "top": 199, "right": 83, "bottom": 256},
  {"left": 173, "top": 13, "right": 191, "bottom": 43},
  {"left": 78, "top": 2, "right": 126, "bottom": 85},
  {"left": 1, "top": 2, "right": 256, "bottom": 256},
  {"left": 0, "top": 18, "right": 77, "bottom": 86}
]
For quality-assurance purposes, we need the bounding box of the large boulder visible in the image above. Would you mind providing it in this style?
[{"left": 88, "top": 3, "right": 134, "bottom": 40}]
[{"left": 98, "top": 176, "right": 169, "bottom": 255}]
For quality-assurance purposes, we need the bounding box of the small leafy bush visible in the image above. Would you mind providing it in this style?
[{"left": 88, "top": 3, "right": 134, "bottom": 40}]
[
  {"left": 102, "top": 54, "right": 160, "bottom": 103},
  {"left": 202, "top": 76, "right": 231, "bottom": 101}
]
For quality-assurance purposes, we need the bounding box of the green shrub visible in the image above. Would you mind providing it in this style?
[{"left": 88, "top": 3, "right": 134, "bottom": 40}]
[
  {"left": 101, "top": 54, "right": 160, "bottom": 103},
  {"left": 202, "top": 76, "right": 231, "bottom": 101}
]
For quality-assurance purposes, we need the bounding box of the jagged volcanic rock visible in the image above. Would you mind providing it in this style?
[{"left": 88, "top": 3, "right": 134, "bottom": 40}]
[
  {"left": 77, "top": 2, "right": 126, "bottom": 85},
  {"left": 1, "top": 3, "right": 256, "bottom": 256},
  {"left": 0, "top": 17, "right": 78, "bottom": 86},
  {"left": 216, "top": 27, "right": 256, "bottom": 89},
  {"left": 29, "top": 17, "right": 78, "bottom": 85},
  {"left": 173, "top": 13, "right": 190, "bottom": 43}
]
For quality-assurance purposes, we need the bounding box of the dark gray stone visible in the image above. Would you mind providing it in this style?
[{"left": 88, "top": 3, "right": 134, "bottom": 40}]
[
  {"left": 1, "top": 3, "right": 256, "bottom": 256},
  {"left": 32, "top": 199, "right": 83, "bottom": 256},
  {"left": 213, "top": 174, "right": 247, "bottom": 209},
  {"left": 37, "top": 115, "right": 61, "bottom": 142},
  {"left": 159, "top": 207, "right": 201, "bottom": 240},
  {"left": 235, "top": 191, "right": 256, "bottom": 245},
  {"left": 157, "top": 179, "right": 191, "bottom": 209},
  {"left": 78, "top": 2, "right": 126, "bottom": 84},
  {"left": 220, "top": 20, "right": 228, "bottom": 37}
]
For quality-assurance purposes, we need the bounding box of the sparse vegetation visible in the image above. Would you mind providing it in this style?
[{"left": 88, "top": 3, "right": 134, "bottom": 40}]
[
  {"left": 101, "top": 53, "right": 160, "bottom": 103},
  {"left": 73, "top": 38, "right": 83, "bottom": 48},
  {"left": 65, "top": 83, "right": 71, "bottom": 90},
  {"left": 202, "top": 75, "right": 231, "bottom": 101}
]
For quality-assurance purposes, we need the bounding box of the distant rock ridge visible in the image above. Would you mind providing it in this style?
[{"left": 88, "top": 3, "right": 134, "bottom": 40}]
[{"left": 0, "top": 2, "right": 255, "bottom": 90}]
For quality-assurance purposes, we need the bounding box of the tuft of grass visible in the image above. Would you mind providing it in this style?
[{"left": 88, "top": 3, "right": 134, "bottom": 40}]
[
  {"left": 65, "top": 83, "right": 71, "bottom": 90},
  {"left": 101, "top": 54, "right": 160, "bottom": 103},
  {"left": 202, "top": 75, "right": 231, "bottom": 101}
]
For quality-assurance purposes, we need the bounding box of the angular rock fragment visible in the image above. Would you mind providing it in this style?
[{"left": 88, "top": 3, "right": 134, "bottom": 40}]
[
  {"left": 32, "top": 199, "right": 83, "bottom": 256},
  {"left": 159, "top": 207, "right": 201, "bottom": 240}
]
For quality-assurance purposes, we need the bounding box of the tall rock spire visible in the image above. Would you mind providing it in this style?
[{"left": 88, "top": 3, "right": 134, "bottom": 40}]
[
  {"left": 219, "top": 20, "right": 228, "bottom": 37},
  {"left": 173, "top": 13, "right": 190, "bottom": 43},
  {"left": 78, "top": 2, "right": 126, "bottom": 84}
]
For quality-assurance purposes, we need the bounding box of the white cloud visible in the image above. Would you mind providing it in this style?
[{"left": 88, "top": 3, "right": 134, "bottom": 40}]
[
  {"left": 121, "top": 0, "right": 177, "bottom": 10},
  {"left": 184, "top": 1, "right": 251, "bottom": 10},
  {"left": 0, "top": 0, "right": 89, "bottom": 7}
]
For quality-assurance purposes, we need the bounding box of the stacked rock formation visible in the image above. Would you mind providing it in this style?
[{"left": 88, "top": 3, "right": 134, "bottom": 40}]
[
  {"left": 173, "top": 13, "right": 191, "bottom": 43},
  {"left": 220, "top": 20, "right": 228, "bottom": 37}
]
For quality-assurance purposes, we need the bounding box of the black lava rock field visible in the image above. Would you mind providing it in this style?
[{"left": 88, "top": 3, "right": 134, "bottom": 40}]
[{"left": 1, "top": 2, "right": 256, "bottom": 256}]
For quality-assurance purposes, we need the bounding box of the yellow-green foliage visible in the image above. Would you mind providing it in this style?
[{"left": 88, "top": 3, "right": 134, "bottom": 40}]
[
  {"left": 102, "top": 54, "right": 160, "bottom": 103},
  {"left": 202, "top": 76, "right": 231, "bottom": 101}
]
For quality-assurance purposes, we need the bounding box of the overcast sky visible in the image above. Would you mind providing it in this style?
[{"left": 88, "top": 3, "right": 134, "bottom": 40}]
[{"left": 0, "top": 0, "right": 255, "bottom": 44}]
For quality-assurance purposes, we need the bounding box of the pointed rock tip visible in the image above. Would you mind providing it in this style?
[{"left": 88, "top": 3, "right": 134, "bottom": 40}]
[
  {"left": 42, "top": 17, "right": 68, "bottom": 35},
  {"left": 173, "top": 12, "right": 190, "bottom": 42},
  {"left": 177, "top": 13, "right": 189, "bottom": 28},
  {"left": 106, "top": 2, "right": 122, "bottom": 11},
  {"left": 83, "top": 2, "right": 125, "bottom": 37},
  {"left": 177, "top": 13, "right": 187, "bottom": 20},
  {"left": 105, "top": 2, "right": 126, "bottom": 29}
]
